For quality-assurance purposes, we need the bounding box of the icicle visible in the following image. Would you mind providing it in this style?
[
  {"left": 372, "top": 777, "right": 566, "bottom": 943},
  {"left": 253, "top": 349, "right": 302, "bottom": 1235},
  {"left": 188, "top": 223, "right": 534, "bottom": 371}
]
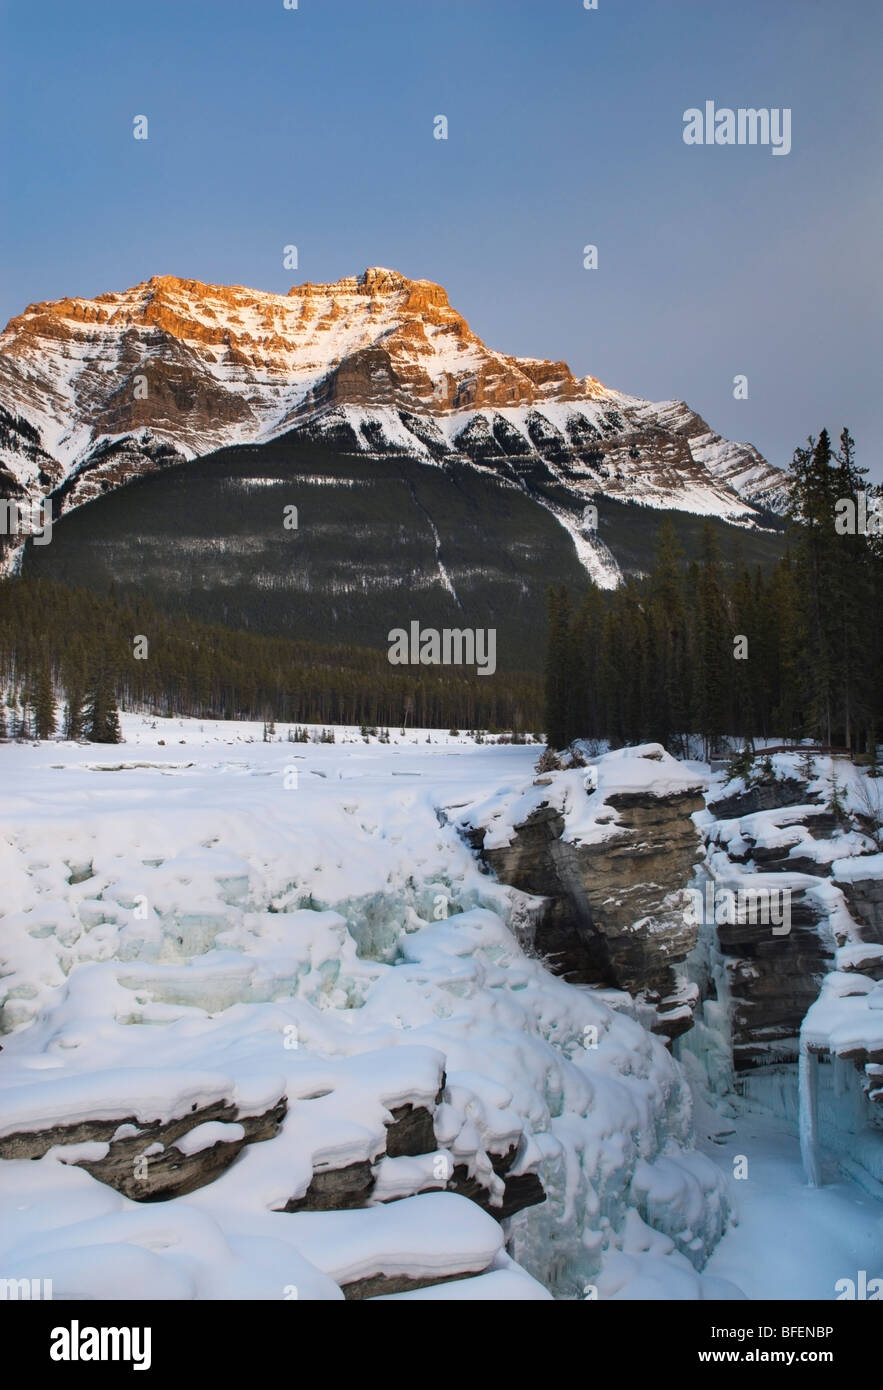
[{"left": 798, "top": 1032, "right": 822, "bottom": 1187}]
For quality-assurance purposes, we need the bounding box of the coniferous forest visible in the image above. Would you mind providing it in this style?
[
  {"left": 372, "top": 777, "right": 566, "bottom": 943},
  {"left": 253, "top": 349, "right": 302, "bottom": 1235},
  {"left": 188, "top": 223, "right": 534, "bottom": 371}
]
[
  {"left": 0, "top": 579, "right": 544, "bottom": 739},
  {"left": 1, "top": 428, "right": 879, "bottom": 749},
  {"left": 546, "top": 428, "right": 883, "bottom": 757}
]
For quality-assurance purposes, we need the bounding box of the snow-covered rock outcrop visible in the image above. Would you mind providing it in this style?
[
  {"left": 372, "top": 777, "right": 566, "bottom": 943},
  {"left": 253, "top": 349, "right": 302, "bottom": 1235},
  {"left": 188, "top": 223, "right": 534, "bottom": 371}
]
[
  {"left": 696, "top": 752, "right": 883, "bottom": 1187},
  {"left": 456, "top": 744, "right": 707, "bottom": 1037}
]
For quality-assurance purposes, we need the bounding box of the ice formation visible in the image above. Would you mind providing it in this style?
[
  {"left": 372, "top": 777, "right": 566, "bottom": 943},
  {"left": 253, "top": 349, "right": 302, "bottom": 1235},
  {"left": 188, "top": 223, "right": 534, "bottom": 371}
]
[{"left": 0, "top": 722, "right": 738, "bottom": 1300}]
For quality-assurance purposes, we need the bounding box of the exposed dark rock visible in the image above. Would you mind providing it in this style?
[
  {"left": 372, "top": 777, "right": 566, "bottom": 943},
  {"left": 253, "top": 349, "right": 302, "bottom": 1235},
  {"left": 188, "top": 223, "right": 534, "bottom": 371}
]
[
  {"left": 714, "top": 879, "right": 835, "bottom": 1069},
  {"left": 280, "top": 1160, "right": 376, "bottom": 1213},
  {"left": 839, "top": 946, "right": 883, "bottom": 980},
  {"left": 446, "top": 1165, "right": 546, "bottom": 1221},
  {"left": 278, "top": 1087, "right": 546, "bottom": 1222},
  {"left": 838, "top": 1042, "right": 883, "bottom": 1068},
  {"left": 0, "top": 1098, "right": 287, "bottom": 1200},
  {"left": 833, "top": 871, "right": 883, "bottom": 944},
  {"left": 707, "top": 778, "right": 812, "bottom": 819},
  {"left": 385, "top": 1103, "right": 437, "bottom": 1158},
  {"left": 439, "top": 1141, "right": 548, "bottom": 1222},
  {"left": 727, "top": 953, "right": 835, "bottom": 1069},
  {"left": 733, "top": 807, "right": 846, "bottom": 877},
  {"left": 651, "top": 1000, "right": 697, "bottom": 1043},
  {"left": 703, "top": 784, "right": 871, "bottom": 1068},
  {"left": 342, "top": 1266, "right": 483, "bottom": 1300},
  {"left": 82, "top": 1110, "right": 283, "bottom": 1203},
  {"left": 0, "top": 1097, "right": 236, "bottom": 1162},
  {"left": 468, "top": 787, "right": 704, "bottom": 997}
]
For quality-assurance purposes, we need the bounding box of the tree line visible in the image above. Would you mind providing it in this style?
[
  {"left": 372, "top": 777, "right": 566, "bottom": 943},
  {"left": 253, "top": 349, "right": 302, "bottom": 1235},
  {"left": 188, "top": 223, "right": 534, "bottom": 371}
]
[
  {"left": 545, "top": 428, "right": 882, "bottom": 758},
  {"left": 3, "top": 426, "right": 878, "bottom": 750},
  {"left": 0, "top": 579, "right": 544, "bottom": 739},
  {"left": 2, "top": 659, "right": 122, "bottom": 743}
]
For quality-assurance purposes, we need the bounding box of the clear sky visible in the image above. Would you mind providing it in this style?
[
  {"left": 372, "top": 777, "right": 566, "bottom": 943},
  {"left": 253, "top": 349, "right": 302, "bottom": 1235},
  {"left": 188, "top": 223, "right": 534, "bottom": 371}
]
[{"left": 2, "top": 0, "right": 881, "bottom": 476}]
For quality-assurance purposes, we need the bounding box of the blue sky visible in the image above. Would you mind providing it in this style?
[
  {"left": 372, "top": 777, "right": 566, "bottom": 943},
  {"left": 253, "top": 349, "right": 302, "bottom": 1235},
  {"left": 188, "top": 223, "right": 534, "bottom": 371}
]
[{"left": 2, "top": 0, "right": 881, "bottom": 475}]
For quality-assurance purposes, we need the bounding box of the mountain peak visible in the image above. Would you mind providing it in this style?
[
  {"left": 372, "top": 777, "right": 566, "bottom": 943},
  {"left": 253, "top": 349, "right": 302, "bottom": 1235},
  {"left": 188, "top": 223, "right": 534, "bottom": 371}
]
[
  {"left": 282, "top": 266, "right": 454, "bottom": 315},
  {"left": 0, "top": 268, "right": 790, "bottom": 544}
]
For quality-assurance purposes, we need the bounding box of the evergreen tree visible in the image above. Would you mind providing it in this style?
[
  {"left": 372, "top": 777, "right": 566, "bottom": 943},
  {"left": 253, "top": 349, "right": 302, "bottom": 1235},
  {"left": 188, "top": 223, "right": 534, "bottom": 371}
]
[
  {"left": 797, "top": 747, "right": 817, "bottom": 782},
  {"left": 694, "top": 525, "right": 730, "bottom": 760},
  {"left": 84, "top": 670, "right": 122, "bottom": 744},
  {"left": 544, "top": 585, "right": 573, "bottom": 749},
  {"left": 831, "top": 427, "right": 874, "bottom": 753},
  {"left": 569, "top": 585, "right": 604, "bottom": 741},
  {"left": 647, "top": 518, "right": 688, "bottom": 749},
  {"left": 770, "top": 553, "right": 805, "bottom": 739},
  {"left": 617, "top": 580, "right": 650, "bottom": 743},
  {"left": 784, "top": 426, "right": 881, "bottom": 752},
  {"left": 2, "top": 441, "right": 881, "bottom": 760},
  {"left": 32, "top": 655, "right": 57, "bottom": 740},
  {"left": 788, "top": 431, "right": 840, "bottom": 744},
  {"left": 750, "top": 566, "right": 778, "bottom": 740},
  {"left": 730, "top": 566, "right": 757, "bottom": 743},
  {"left": 63, "top": 676, "right": 86, "bottom": 741}
]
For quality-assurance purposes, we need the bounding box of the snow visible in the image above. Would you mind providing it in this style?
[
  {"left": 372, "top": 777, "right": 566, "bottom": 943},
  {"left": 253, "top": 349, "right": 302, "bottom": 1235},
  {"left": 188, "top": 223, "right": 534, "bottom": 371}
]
[
  {"left": 174, "top": 1122, "right": 245, "bottom": 1156},
  {"left": 693, "top": 752, "right": 883, "bottom": 1216},
  {"left": 688, "top": 428, "right": 790, "bottom": 511},
  {"left": 456, "top": 742, "right": 704, "bottom": 851},
  {"left": 524, "top": 488, "right": 623, "bottom": 589},
  {"left": 2, "top": 721, "right": 880, "bottom": 1300},
  {"left": 274, "top": 1191, "right": 503, "bottom": 1287},
  {"left": 0, "top": 1071, "right": 248, "bottom": 1141},
  {"left": 838, "top": 942, "right": 883, "bottom": 972},
  {"left": 802, "top": 974, "right": 883, "bottom": 1057},
  {"left": 700, "top": 1110, "right": 883, "bottom": 1299},
  {"left": 833, "top": 851, "right": 883, "bottom": 883},
  {"left": 0, "top": 271, "right": 791, "bottom": 589},
  {"left": 0, "top": 718, "right": 738, "bottom": 1300},
  {"left": 371, "top": 1258, "right": 551, "bottom": 1300},
  {"left": 676, "top": 854, "right": 883, "bottom": 1294}
]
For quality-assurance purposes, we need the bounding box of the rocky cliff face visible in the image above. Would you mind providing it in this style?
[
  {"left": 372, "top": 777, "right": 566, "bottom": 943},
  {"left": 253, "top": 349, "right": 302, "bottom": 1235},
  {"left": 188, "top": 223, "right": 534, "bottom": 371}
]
[
  {"left": 456, "top": 748, "right": 883, "bottom": 1103},
  {"left": 833, "top": 861, "right": 883, "bottom": 944},
  {"left": 703, "top": 766, "right": 883, "bottom": 1073},
  {"left": 0, "top": 268, "right": 788, "bottom": 577},
  {"left": 456, "top": 746, "right": 706, "bottom": 1039}
]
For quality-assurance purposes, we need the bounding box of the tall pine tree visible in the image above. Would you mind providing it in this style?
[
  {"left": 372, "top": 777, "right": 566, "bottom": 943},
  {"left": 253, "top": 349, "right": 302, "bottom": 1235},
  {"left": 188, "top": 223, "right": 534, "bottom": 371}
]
[
  {"left": 544, "top": 585, "right": 573, "bottom": 750},
  {"left": 32, "top": 655, "right": 57, "bottom": 741},
  {"left": 694, "top": 525, "right": 730, "bottom": 760},
  {"left": 84, "top": 670, "right": 122, "bottom": 744}
]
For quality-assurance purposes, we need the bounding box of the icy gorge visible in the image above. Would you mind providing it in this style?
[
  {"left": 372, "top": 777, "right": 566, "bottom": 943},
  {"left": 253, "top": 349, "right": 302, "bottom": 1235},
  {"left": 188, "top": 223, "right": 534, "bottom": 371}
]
[{"left": 1, "top": 725, "right": 880, "bottom": 1301}]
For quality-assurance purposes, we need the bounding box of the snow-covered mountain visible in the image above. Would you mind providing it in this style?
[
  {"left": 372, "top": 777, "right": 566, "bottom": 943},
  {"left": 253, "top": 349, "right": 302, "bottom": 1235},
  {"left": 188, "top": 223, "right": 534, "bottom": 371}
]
[{"left": 0, "top": 268, "right": 789, "bottom": 554}]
